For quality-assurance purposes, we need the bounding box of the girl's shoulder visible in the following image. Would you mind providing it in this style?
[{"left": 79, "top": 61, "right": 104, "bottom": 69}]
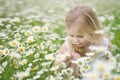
[
  {"left": 96, "top": 37, "right": 112, "bottom": 59},
  {"left": 102, "top": 37, "right": 113, "bottom": 51},
  {"left": 58, "top": 42, "right": 68, "bottom": 54},
  {"left": 58, "top": 37, "right": 72, "bottom": 54},
  {"left": 102, "top": 37, "right": 110, "bottom": 47}
]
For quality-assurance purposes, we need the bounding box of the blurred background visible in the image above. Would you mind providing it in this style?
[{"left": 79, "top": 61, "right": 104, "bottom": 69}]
[{"left": 0, "top": 0, "right": 120, "bottom": 80}]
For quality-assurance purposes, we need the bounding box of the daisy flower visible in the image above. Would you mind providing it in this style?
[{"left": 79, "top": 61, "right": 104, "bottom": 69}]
[
  {"left": 33, "top": 75, "right": 40, "bottom": 80},
  {"left": 24, "top": 31, "right": 32, "bottom": 36},
  {"left": 0, "top": 49, "right": 3, "bottom": 55},
  {"left": 82, "top": 71, "right": 99, "bottom": 80},
  {"left": 56, "top": 53, "right": 66, "bottom": 62},
  {"left": 17, "top": 46, "right": 25, "bottom": 52},
  {"left": 102, "top": 71, "right": 111, "bottom": 80},
  {"left": 85, "top": 52, "right": 95, "bottom": 57},
  {"left": 89, "top": 46, "right": 107, "bottom": 53},
  {"left": 26, "top": 36, "right": 34, "bottom": 43},
  {"left": 0, "top": 45, "right": 4, "bottom": 48},
  {"left": 19, "top": 59, "right": 28, "bottom": 65},
  {"left": 25, "top": 49, "right": 34, "bottom": 57},
  {"left": 93, "top": 60, "right": 113, "bottom": 72},
  {"left": 9, "top": 40, "right": 19, "bottom": 47},
  {"left": 10, "top": 17, "right": 20, "bottom": 23},
  {"left": 45, "top": 54, "right": 54, "bottom": 61},
  {"left": 112, "top": 75, "right": 120, "bottom": 80},
  {"left": 42, "top": 26, "right": 48, "bottom": 33},
  {"left": 3, "top": 48, "right": 9, "bottom": 56},
  {"left": 46, "top": 75, "right": 55, "bottom": 80},
  {"left": 9, "top": 52, "right": 21, "bottom": 59},
  {"left": 32, "top": 65, "right": 38, "bottom": 71},
  {"left": 32, "top": 26, "right": 40, "bottom": 33},
  {"left": 50, "top": 66, "right": 59, "bottom": 71},
  {"left": 41, "top": 62, "right": 52, "bottom": 67},
  {"left": 14, "top": 71, "right": 30, "bottom": 79}
]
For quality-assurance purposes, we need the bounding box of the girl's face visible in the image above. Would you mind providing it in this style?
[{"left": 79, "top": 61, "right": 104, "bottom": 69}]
[{"left": 67, "top": 27, "right": 90, "bottom": 48}]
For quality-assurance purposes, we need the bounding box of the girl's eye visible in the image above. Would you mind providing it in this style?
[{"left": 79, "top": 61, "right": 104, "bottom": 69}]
[
  {"left": 70, "top": 35, "right": 74, "bottom": 37},
  {"left": 77, "top": 35, "right": 84, "bottom": 38}
]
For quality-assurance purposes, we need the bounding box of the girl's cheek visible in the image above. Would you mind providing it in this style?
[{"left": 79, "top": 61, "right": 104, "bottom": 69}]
[
  {"left": 78, "top": 38, "right": 85, "bottom": 42},
  {"left": 77, "top": 38, "right": 82, "bottom": 43},
  {"left": 80, "top": 39, "right": 84, "bottom": 42},
  {"left": 69, "top": 37, "right": 74, "bottom": 43}
]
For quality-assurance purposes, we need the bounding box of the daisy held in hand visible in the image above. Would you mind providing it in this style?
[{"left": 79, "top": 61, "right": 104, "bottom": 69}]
[{"left": 55, "top": 5, "right": 112, "bottom": 78}]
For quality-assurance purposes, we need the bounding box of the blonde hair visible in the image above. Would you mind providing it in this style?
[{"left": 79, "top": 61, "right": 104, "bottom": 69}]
[{"left": 65, "top": 5, "right": 104, "bottom": 54}]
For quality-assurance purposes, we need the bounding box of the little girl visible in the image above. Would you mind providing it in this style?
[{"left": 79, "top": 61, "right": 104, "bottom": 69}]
[{"left": 55, "top": 5, "right": 112, "bottom": 78}]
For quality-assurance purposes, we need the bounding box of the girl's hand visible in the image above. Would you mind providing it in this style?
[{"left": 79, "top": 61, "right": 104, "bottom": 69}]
[
  {"left": 63, "top": 52, "right": 81, "bottom": 62},
  {"left": 58, "top": 52, "right": 81, "bottom": 68},
  {"left": 63, "top": 52, "right": 72, "bottom": 62},
  {"left": 71, "top": 52, "right": 81, "bottom": 60}
]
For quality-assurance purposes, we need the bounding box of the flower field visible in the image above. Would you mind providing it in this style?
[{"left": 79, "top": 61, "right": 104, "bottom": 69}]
[{"left": 0, "top": 0, "right": 120, "bottom": 80}]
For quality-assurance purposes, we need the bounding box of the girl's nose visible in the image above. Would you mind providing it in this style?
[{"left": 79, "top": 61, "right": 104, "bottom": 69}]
[{"left": 73, "top": 38, "right": 79, "bottom": 44}]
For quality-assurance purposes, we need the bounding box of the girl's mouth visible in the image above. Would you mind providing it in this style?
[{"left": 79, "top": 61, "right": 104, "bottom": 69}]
[
  {"left": 75, "top": 43, "right": 81, "bottom": 45},
  {"left": 73, "top": 43, "right": 81, "bottom": 45}
]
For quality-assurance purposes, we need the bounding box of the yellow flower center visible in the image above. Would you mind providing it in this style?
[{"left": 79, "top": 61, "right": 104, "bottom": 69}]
[
  {"left": 25, "top": 31, "right": 31, "bottom": 36},
  {"left": 103, "top": 73, "right": 109, "bottom": 79},
  {"left": 34, "top": 28, "right": 39, "bottom": 32},
  {"left": 0, "top": 50, "right": 3, "bottom": 55},
  {"left": 12, "top": 41, "right": 17, "bottom": 46}
]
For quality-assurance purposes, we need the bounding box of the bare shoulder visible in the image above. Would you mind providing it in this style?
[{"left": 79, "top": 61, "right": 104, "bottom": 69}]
[
  {"left": 58, "top": 42, "right": 68, "bottom": 54},
  {"left": 106, "top": 38, "right": 113, "bottom": 52},
  {"left": 103, "top": 37, "right": 113, "bottom": 52}
]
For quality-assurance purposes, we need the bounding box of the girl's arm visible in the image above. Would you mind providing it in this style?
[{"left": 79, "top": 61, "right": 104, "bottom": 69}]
[
  {"left": 55, "top": 42, "right": 72, "bottom": 66},
  {"left": 55, "top": 42, "right": 81, "bottom": 78},
  {"left": 56, "top": 42, "right": 81, "bottom": 63},
  {"left": 58, "top": 42, "right": 68, "bottom": 54}
]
